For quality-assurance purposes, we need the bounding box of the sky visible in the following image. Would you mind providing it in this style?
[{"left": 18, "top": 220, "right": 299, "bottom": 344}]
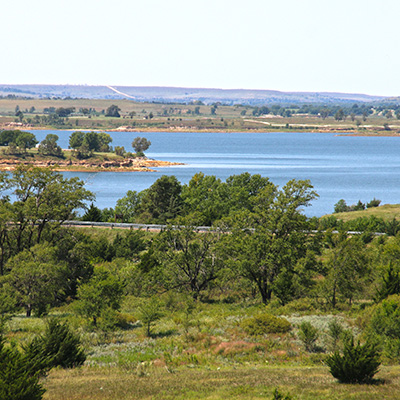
[{"left": 1, "top": 0, "right": 399, "bottom": 96}]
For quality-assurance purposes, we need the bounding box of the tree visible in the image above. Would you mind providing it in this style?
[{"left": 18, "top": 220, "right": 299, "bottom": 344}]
[
  {"left": 7, "top": 165, "right": 94, "bottom": 254},
  {"left": 75, "top": 266, "right": 124, "bottom": 327},
  {"left": 5, "top": 244, "right": 67, "bottom": 317},
  {"left": 138, "top": 297, "right": 164, "bottom": 337},
  {"left": 319, "top": 235, "right": 369, "bottom": 308},
  {"left": 23, "top": 319, "right": 86, "bottom": 370},
  {"left": 334, "top": 199, "right": 349, "bottom": 213},
  {"left": 154, "top": 226, "right": 223, "bottom": 299},
  {"left": 334, "top": 109, "right": 345, "bottom": 121},
  {"left": 132, "top": 136, "right": 151, "bottom": 155},
  {"left": 15, "top": 132, "right": 38, "bottom": 150},
  {"left": 114, "top": 190, "right": 140, "bottom": 222},
  {"left": 105, "top": 104, "right": 121, "bottom": 117},
  {"left": 0, "top": 335, "right": 45, "bottom": 400},
  {"left": 38, "top": 134, "right": 63, "bottom": 157},
  {"left": 68, "top": 131, "right": 84, "bottom": 150},
  {"left": 136, "top": 175, "right": 182, "bottom": 223},
  {"left": 221, "top": 179, "right": 320, "bottom": 304},
  {"left": 81, "top": 203, "right": 102, "bottom": 222}
]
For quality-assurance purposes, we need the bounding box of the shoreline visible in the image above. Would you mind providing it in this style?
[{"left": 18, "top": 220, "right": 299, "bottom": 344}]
[
  {"left": 0, "top": 157, "right": 184, "bottom": 172},
  {"left": 3, "top": 123, "right": 400, "bottom": 137}
]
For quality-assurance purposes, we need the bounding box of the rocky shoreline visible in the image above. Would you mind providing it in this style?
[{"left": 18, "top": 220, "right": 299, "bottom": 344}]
[{"left": 0, "top": 157, "right": 183, "bottom": 172}]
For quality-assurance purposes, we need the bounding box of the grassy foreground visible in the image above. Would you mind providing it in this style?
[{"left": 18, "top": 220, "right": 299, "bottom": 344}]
[
  {"left": 5, "top": 294, "right": 397, "bottom": 400},
  {"left": 43, "top": 365, "right": 400, "bottom": 400}
]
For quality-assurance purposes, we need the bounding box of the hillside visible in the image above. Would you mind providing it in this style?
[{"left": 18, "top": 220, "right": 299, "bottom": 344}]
[{"left": 0, "top": 84, "right": 391, "bottom": 105}]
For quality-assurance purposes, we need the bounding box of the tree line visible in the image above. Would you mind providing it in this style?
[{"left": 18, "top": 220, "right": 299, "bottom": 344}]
[
  {"left": 0, "top": 168, "right": 399, "bottom": 324},
  {"left": 0, "top": 129, "right": 151, "bottom": 158}
]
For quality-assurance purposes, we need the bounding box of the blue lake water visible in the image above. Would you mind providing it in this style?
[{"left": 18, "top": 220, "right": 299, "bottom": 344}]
[{"left": 29, "top": 130, "right": 400, "bottom": 217}]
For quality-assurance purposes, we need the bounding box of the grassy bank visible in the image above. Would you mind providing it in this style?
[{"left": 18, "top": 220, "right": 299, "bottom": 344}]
[{"left": 323, "top": 203, "right": 400, "bottom": 223}]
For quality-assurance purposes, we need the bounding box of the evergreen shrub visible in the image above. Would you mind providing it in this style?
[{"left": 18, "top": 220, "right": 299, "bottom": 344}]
[{"left": 326, "top": 337, "right": 381, "bottom": 383}]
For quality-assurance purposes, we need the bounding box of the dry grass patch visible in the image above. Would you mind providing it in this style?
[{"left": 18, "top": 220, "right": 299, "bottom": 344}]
[{"left": 43, "top": 365, "right": 400, "bottom": 400}]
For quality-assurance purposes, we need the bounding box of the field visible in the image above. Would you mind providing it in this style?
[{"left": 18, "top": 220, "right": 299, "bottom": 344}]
[
  {"left": 1, "top": 97, "right": 400, "bottom": 134},
  {"left": 4, "top": 285, "right": 398, "bottom": 400}
]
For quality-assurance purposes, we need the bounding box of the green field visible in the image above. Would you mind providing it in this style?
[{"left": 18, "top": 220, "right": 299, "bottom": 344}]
[{"left": 1, "top": 97, "right": 400, "bottom": 134}]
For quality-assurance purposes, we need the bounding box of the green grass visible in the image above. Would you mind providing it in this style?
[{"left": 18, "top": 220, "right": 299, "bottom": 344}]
[
  {"left": 323, "top": 204, "right": 400, "bottom": 223},
  {"left": 43, "top": 365, "right": 400, "bottom": 400},
  {"left": 3, "top": 296, "right": 395, "bottom": 399}
]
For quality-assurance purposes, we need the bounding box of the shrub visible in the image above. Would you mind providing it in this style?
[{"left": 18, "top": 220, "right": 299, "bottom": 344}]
[
  {"left": 298, "top": 322, "right": 319, "bottom": 352},
  {"left": 368, "top": 294, "right": 400, "bottom": 360},
  {"left": 326, "top": 337, "right": 381, "bottom": 383},
  {"left": 24, "top": 319, "right": 86, "bottom": 371},
  {"left": 241, "top": 313, "right": 291, "bottom": 336},
  {"left": 271, "top": 387, "right": 294, "bottom": 399},
  {"left": 139, "top": 297, "right": 164, "bottom": 337},
  {"left": 0, "top": 335, "right": 45, "bottom": 400},
  {"left": 366, "top": 198, "right": 381, "bottom": 208}
]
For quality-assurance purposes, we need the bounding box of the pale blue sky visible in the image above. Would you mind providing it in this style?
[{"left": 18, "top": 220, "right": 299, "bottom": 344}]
[{"left": 1, "top": 0, "right": 399, "bottom": 96}]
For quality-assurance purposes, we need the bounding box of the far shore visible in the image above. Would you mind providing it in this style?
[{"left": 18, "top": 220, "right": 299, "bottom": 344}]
[{"left": 3, "top": 123, "right": 400, "bottom": 137}]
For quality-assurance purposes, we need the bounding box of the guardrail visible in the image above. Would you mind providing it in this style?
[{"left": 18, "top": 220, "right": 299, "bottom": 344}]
[
  {"left": 60, "top": 220, "right": 387, "bottom": 236},
  {"left": 62, "top": 220, "right": 214, "bottom": 232}
]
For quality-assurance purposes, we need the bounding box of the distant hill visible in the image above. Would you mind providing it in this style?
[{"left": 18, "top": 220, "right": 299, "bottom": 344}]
[{"left": 0, "top": 84, "right": 395, "bottom": 105}]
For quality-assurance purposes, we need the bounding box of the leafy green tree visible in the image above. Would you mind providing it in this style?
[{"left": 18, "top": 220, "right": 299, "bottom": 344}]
[
  {"left": 181, "top": 173, "right": 228, "bottom": 225},
  {"left": 38, "top": 134, "right": 63, "bottom": 157},
  {"left": 113, "top": 229, "right": 146, "bottom": 260},
  {"left": 15, "top": 132, "right": 38, "bottom": 149},
  {"left": 334, "top": 109, "right": 345, "bottom": 121},
  {"left": 181, "top": 172, "right": 273, "bottom": 226},
  {"left": 154, "top": 226, "right": 223, "bottom": 299},
  {"left": 68, "top": 131, "right": 84, "bottom": 150},
  {"left": 221, "top": 179, "right": 319, "bottom": 304},
  {"left": 75, "top": 266, "right": 124, "bottom": 326},
  {"left": 320, "top": 235, "right": 369, "bottom": 308},
  {"left": 334, "top": 199, "right": 349, "bottom": 213},
  {"left": 132, "top": 137, "right": 151, "bottom": 155},
  {"left": 114, "top": 190, "right": 140, "bottom": 222},
  {"left": 9, "top": 165, "right": 94, "bottom": 253},
  {"left": 96, "top": 132, "right": 113, "bottom": 152},
  {"left": 136, "top": 175, "right": 182, "bottom": 223},
  {"left": 5, "top": 244, "right": 67, "bottom": 317},
  {"left": 105, "top": 104, "right": 121, "bottom": 117},
  {"left": 55, "top": 107, "right": 74, "bottom": 117},
  {"left": 114, "top": 145, "right": 125, "bottom": 156}
]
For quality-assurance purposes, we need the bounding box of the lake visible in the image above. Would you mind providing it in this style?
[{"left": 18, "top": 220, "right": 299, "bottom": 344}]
[{"left": 29, "top": 130, "right": 400, "bottom": 217}]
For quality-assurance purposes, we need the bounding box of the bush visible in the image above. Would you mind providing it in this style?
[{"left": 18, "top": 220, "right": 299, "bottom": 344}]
[
  {"left": 241, "top": 313, "right": 291, "bottom": 336},
  {"left": 368, "top": 294, "right": 400, "bottom": 360},
  {"left": 271, "top": 387, "right": 294, "bottom": 399},
  {"left": 326, "top": 337, "right": 381, "bottom": 383},
  {"left": 24, "top": 319, "right": 86, "bottom": 371},
  {"left": 0, "top": 335, "right": 45, "bottom": 400},
  {"left": 366, "top": 198, "right": 381, "bottom": 208},
  {"left": 298, "top": 322, "right": 319, "bottom": 352}
]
